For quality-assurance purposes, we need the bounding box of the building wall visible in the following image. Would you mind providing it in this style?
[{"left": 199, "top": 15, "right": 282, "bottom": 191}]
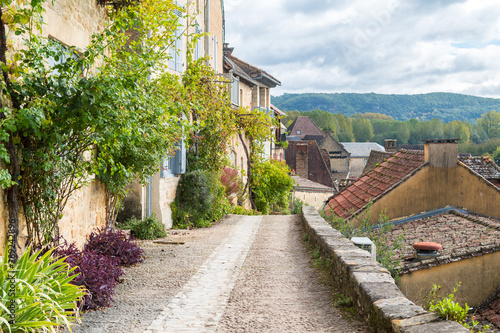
[
  {"left": 43, "top": 0, "right": 107, "bottom": 48},
  {"left": 2, "top": 0, "right": 109, "bottom": 254},
  {"left": 293, "top": 190, "right": 333, "bottom": 211},
  {"left": 349, "top": 157, "right": 367, "bottom": 178},
  {"left": 57, "top": 180, "right": 107, "bottom": 249},
  {"left": 319, "top": 133, "right": 350, "bottom": 174},
  {"left": 362, "top": 164, "right": 500, "bottom": 224},
  {"left": 398, "top": 251, "right": 500, "bottom": 307}
]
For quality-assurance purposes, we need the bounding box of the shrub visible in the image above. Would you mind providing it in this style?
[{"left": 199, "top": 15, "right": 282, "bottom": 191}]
[
  {"left": 68, "top": 250, "right": 123, "bottom": 310},
  {"left": 220, "top": 166, "right": 243, "bottom": 201},
  {"left": 84, "top": 227, "right": 145, "bottom": 266},
  {"left": 128, "top": 215, "right": 167, "bottom": 240},
  {"left": 0, "top": 247, "right": 85, "bottom": 332},
  {"left": 173, "top": 170, "right": 231, "bottom": 228},
  {"left": 251, "top": 160, "right": 294, "bottom": 214},
  {"left": 321, "top": 204, "right": 405, "bottom": 278},
  {"left": 116, "top": 194, "right": 142, "bottom": 225},
  {"left": 231, "top": 205, "right": 260, "bottom": 215},
  {"left": 424, "top": 283, "right": 489, "bottom": 332},
  {"left": 291, "top": 197, "right": 306, "bottom": 214}
]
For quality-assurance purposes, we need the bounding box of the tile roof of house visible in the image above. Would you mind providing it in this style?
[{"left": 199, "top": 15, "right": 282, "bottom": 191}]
[
  {"left": 362, "top": 150, "right": 395, "bottom": 175},
  {"left": 341, "top": 142, "right": 385, "bottom": 157},
  {"left": 325, "top": 149, "right": 426, "bottom": 219},
  {"left": 385, "top": 211, "right": 500, "bottom": 274},
  {"left": 287, "top": 116, "right": 324, "bottom": 139},
  {"left": 270, "top": 104, "right": 286, "bottom": 117},
  {"left": 383, "top": 211, "right": 500, "bottom": 329},
  {"left": 459, "top": 156, "right": 500, "bottom": 180}
]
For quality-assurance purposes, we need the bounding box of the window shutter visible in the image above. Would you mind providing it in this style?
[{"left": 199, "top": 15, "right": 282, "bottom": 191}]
[
  {"left": 175, "top": 24, "right": 184, "bottom": 72},
  {"left": 213, "top": 36, "right": 217, "bottom": 70},
  {"left": 172, "top": 139, "right": 186, "bottom": 174}
]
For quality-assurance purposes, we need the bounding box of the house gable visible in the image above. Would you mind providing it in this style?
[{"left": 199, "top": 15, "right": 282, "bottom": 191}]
[
  {"left": 286, "top": 116, "right": 324, "bottom": 139},
  {"left": 366, "top": 162, "right": 500, "bottom": 224},
  {"left": 325, "top": 149, "right": 425, "bottom": 220}
]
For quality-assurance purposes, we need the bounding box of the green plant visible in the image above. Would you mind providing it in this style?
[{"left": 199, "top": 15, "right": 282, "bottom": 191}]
[
  {"left": 251, "top": 160, "right": 294, "bottom": 214},
  {"left": 334, "top": 294, "right": 353, "bottom": 307},
  {"left": 173, "top": 170, "right": 231, "bottom": 228},
  {"left": 321, "top": 204, "right": 405, "bottom": 279},
  {"left": 128, "top": 215, "right": 167, "bottom": 240},
  {"left": 292, "top": 197, "right": 306, "bottom": 214},
  {"left": 425, "top": 284, "right": 468, "bottom": 320},
  {"left": 0, "top": 247, "right": 84, "bottom": 332},
  {"left": 231, "top": 206, "right": 260, "bottom": 215},
  {"left": 424, "top": 283, "right": 489, "bottom": 332}
]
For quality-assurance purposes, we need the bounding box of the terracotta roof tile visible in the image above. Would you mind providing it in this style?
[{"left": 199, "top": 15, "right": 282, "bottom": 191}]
[
  {"left": 326, "top": 149, "right": 425, "bottom": 219},
  {"left": 387, "top": 212, "right": 500, "bottom": 278},
  {"left": 459, "top": 156, "right": 500, "bottom": 180}
]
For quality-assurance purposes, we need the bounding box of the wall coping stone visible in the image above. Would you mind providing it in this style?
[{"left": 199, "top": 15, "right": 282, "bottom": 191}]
[{"left": 301, "top": 206, "right": 468, "bottom": 332}]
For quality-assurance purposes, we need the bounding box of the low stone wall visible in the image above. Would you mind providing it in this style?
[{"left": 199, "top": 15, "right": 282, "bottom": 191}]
[{"left": 301, "top": 206, "right": 467, "bottom": 333}]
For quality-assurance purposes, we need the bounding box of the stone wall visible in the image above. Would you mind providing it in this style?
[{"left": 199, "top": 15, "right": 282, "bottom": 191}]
[{"left": 301, "top": 206, "right": 467, "bottom": 333}]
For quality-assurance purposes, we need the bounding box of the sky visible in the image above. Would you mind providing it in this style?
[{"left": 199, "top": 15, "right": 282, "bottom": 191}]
[{"left": 223, "top": 0, "right": 500, "bottom": 98}]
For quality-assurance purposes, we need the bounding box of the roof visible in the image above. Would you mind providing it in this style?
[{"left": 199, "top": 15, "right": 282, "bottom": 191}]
[
  {"left": 385, "top": 211, "right": 500, "bottom": 274},
  {"left": 362, "top": 150, "right": 394, "bottom": 175},
  {"left": 287, "top": 116, "right": 324, "bottom": 139},
  {"left": 226, "top": 55, "right": 281, "bottom": 88},
  {"left": 325, "top": 149, "right": 426, "bottom": 219},
  {"left": 270, "top": 104, "right": 286, "bottom": 117},
  {"left": 341, "top": 142, "right": 385, "bottom": 157},
  {"left": 459, "top": 156, "right": 500, "bottom": 180},
  {"left": 292, "top": 176, "right": 335, "bottom": 192}
]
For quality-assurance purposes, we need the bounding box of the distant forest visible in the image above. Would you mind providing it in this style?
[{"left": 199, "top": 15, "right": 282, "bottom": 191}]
[
  {"left": 272, "top": 92, "right": 500, "bottom": 123},
  {"left": 282, "top": 109, "right": 500, "bottom": 163}
]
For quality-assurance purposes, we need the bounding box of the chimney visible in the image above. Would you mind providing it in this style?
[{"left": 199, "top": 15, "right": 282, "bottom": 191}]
[
  {"left": 296, "top": 143, "right": 308, "bottom": 179},
  {"left": 384, "top": 139, "right": 397, "bottom": 153},
  {"left": 422, "top": 139, "right": 459, "bottom": 167},
  {"left": 223, "top": 43, "right": 234, "bottom": 57}
]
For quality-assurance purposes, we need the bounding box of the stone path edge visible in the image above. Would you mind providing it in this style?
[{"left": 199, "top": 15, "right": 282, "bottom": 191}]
[{"left": 301, "top": 206, "right": 468, "bottom": 333}]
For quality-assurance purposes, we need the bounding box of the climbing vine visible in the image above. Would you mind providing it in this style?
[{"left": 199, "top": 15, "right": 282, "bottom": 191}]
[{"left": 0, "top": 0, "right": 187, "bottom": 248}]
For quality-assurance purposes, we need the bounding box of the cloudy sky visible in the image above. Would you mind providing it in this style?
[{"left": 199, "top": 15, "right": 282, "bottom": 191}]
[{"left": 224, "top": 0, "right": 500, "bottom": 98}]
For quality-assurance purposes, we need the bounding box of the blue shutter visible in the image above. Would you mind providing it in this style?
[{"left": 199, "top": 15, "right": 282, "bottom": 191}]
[{"left": 172, "top": 139, "right": 186, "bottom": 175}]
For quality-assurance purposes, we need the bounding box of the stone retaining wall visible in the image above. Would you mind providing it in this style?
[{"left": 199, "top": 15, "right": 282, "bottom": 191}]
[{"left": 301, "top": 206, "right": 467, "bottom": 333}]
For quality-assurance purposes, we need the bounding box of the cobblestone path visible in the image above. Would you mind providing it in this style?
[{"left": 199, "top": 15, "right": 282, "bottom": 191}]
[{"left": 70, "top": 215, "right": 367, "bottom": 333}]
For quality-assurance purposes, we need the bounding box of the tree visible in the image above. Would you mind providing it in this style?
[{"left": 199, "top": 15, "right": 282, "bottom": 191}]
[
  {"left": 352, "top": 118, "right": 374, "bottom": 142},
  {"left": 478, "top": 110, "right": 500, "bottom": 139}
]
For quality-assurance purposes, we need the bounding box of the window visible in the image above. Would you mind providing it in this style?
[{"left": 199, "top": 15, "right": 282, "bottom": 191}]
[
  {"left": 296, "top": 130, "right": 301, "bottom": 135},
  {"left": 161, "top": 139, "right": 186, "bottom": 177},
  {"left": 213, "top": 36, "right": 218, "bottom": 70},
  {"left": 168, "top": 7, "right": 184, "bottom": 72},
  {"left": 230, "top": 74, "right": 239, "bottom": 106},
  {"left": 194, "top": 24, "right": 202, "bottom": 61}
]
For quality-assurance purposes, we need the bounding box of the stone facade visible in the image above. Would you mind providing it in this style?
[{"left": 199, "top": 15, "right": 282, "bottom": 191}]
[{"left": 1, "top": 0, "right": 109, "bottom": 253}]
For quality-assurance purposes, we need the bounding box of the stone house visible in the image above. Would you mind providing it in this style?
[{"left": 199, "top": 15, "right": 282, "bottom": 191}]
[
  {"left": 385, "top": 211, "right": 500, "bottom": 310},
  {"left": 325, "top": 139, "right": 500, "bottom": 224},
  {"left": 317, "top": 132, "right": 350, "bottom": 180},
  {"left": 285, "top": 141, "right": 336, "bottom": 189},
  {"left": 0, "top": 0, "right": 109, "bottom": 252},
  {"left": 459, "top": 156, "right": 500, "bottom": 187},
  {"left": 127, "top": 0, "right": 227, "bottom": 227},
  {"left": 291, "top": 176, "right": 335, "bottom": 211},
  {"left": 340, "top": 142, "right": 385, "bottom": 178}
]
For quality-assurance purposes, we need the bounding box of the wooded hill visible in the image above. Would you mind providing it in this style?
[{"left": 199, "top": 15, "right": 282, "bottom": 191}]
[{"left": 271, "top": 92, "right": 500, "bottom": 123}]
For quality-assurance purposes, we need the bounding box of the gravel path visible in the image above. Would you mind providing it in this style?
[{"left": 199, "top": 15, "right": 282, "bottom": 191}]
[
  {"left": 217, "top": 215, "right": 367, "bottom": 333},
  {"left": 69, "top": 214, "right": 368, "bottom": 333}
]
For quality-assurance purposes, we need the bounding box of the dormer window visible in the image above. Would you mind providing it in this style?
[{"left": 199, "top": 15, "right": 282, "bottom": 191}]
[{"left": 296, "top": 130, "right": 301, "bottom": 135}]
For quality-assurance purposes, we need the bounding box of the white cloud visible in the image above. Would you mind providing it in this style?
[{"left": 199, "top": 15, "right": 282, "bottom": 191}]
[{"left": 224, "top": 0, "right": 500, "bottom": 98}]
